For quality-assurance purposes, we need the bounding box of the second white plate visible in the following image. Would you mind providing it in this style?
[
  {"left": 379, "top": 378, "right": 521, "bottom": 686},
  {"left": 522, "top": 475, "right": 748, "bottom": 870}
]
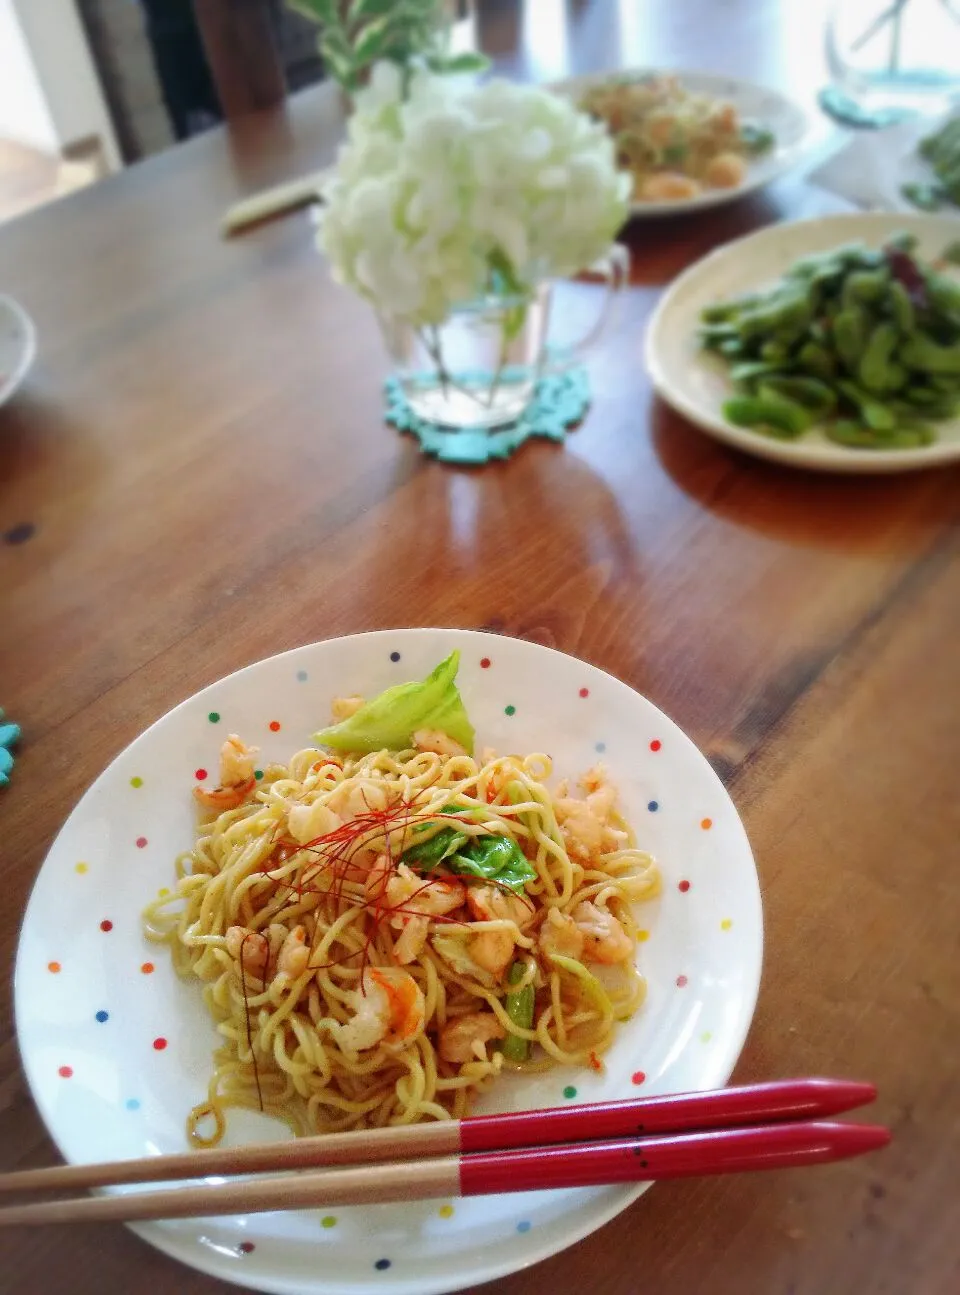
[
  {"left": 646, "top": 211, "right": 960, "bottom": 472},
  {"left": 555, "top": 70, "right": 816, "bottom": 217}
]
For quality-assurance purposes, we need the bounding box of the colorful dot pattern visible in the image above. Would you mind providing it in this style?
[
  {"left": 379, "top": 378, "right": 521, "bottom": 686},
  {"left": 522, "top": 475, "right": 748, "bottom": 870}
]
[{"left": 46, "top": 644, "right": 729, "bottom": 1263}]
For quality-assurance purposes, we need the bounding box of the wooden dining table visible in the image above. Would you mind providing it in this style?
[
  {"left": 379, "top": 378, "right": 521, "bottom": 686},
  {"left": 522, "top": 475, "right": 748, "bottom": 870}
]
[{"left": 1, "top": 1, "right": 958, "bottom": 1292}]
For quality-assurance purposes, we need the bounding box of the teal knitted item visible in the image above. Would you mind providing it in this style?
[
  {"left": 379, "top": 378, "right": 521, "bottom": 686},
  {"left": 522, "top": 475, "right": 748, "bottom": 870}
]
[
  {"left": 385, "top": 366, "right": 590, "bottom": 464},
  {"left": 0, "top": 708, "right": 20, "bottom": 786}
]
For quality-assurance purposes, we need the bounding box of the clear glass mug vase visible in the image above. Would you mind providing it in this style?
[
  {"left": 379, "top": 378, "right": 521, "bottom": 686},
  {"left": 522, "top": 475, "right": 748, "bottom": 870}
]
[
  {"left": 378, "top": 246, "right": 628, "bottom": 432},
  {"left": 826, "top": 0, "right": 960, "bottom": 116}
]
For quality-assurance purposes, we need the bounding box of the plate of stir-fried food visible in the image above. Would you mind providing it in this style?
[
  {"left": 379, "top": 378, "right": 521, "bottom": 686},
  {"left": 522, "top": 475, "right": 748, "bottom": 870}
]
[
  {"left": 17, "top": 630, "right": 761, "bottom": 1295},
  {"left": 560, "top": 70, "right": 814, "bottom": 216}
]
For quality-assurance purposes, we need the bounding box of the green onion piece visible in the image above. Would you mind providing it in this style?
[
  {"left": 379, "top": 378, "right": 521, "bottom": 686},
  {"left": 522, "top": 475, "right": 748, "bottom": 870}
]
[{"left": 501, "top": 960, "right": 535, "bottom": 1062}]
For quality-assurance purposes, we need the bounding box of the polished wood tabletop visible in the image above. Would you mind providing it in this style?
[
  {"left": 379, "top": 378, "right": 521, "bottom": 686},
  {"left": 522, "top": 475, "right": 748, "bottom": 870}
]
[{"left": 2, "top": 2, "right": 958, "bottom": 1293}]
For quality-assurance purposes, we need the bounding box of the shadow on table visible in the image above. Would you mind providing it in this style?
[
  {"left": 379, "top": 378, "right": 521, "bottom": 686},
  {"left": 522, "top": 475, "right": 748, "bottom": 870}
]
[{"left": 648, "top": 394, "right": 960, "bottom": 551}]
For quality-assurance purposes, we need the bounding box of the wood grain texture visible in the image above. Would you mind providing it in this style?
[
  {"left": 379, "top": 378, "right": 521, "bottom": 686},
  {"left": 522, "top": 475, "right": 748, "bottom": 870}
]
[{"left": 1, "top": 1, "right": 959, "bottom": 1292}]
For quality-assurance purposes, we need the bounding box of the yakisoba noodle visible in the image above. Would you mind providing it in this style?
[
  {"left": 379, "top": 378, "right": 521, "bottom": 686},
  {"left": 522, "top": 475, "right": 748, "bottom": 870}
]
[{"left": 143, "top": 738, "right": 660, "bottom": 1146}]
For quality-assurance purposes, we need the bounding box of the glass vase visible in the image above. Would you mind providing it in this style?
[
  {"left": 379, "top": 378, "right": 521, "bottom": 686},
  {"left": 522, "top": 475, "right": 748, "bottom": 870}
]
[{"left": 378, "top": 247, "right": 627, "bottom": 432}]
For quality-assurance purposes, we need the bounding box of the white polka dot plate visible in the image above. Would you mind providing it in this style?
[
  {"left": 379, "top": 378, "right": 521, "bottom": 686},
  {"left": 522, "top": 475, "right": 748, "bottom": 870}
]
[{"left": 15, "top": 629, "right": 762, "bottom": 1295}]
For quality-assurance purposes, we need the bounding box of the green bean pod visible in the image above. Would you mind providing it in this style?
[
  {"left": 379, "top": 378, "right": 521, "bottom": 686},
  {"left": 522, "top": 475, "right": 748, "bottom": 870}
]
[
  {"left": 833, "top": 306, "right": 869, "bottom": 371},
  {"left": 900, "top": 333, "right": 960, "bottom": 375},
  {"left": 858, "top": 322, "right": 901, "bottom": 392}
]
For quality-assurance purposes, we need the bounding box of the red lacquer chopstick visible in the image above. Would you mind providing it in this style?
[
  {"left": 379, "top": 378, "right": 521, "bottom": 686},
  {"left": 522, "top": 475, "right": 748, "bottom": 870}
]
[
  {"left": 0, "top": 1119, "right": 890, "bottom": 1226},
  {"left": 459, "top": 1120, "right": 890, "bottom": 1196},
  {"left": 0, "top": 1077, "right": 877, "bottom": 1197}
]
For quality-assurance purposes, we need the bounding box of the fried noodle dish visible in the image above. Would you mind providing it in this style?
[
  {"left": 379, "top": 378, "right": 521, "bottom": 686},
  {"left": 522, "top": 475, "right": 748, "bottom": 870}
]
[
  {"left": 143, "top": 653, "right": 660, "bottom": 1145},
  {"left": 578, "top": 73, "right": 775, "bottom": 203}
]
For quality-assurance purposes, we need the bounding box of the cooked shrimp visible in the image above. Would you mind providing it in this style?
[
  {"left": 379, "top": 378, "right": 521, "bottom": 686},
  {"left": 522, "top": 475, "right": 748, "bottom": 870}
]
[
  {"left": 276, "top": 925, "right": 310, "bottom": 981},
  {"left": 393, "top": 916, "right": 430, "bottom": 965},
  {"left": 638, "top": 172, "right": 701, "bottom": 202},
  {"left": 219, "top": 735, "right": 258, "bottom": 786},
  {"left": 555, "top": 780, "right": 624, "bottom": 860},
  {"left": 337, "top": 968, "right": 425, "bottom": 1052},
  {"left": 383, "top": 863, "right": 466, "bottom": 962},
  {"left": 554, "top": 796, "right": 604, "bottom": 861},
  {"left": 578, "top": 765, "right": 607, "bottom": 794},
  {"left": 327, "top": 777, "right": 388, "bottom": 819},
  {"left": 573, "top": 901, "right": 633, "bottom": 964},
  {"left": 386, "top": 864, "right": 467, "bottom": 918},
  {"left": 193, "top": 735, "right": 258, "bottom": 811},
  {"left": 467, "top": 885, "right": 535, "bottom": 930},
  {"left": 225, "top": 924, "right": 286, "bottom": 977},
  {"left": 467, "top": 885, "right": 533, "bottom": 978},
  {"left": 438, "top": 1012, "right": 506, "bottom": 1063},
  {"left": 225, "top": 926, "right": 269, "bottom": 974},
  {"left": 286, "top": 800, "right": 341, "bottom": 846},
  {"left": 704, "top": 151, "right": 746, "bottom": 188},
  {"left": 331, "top": 695, "right": 365, "bottom": 721},
  {"left": 538, "top": 908, "right": 585, "bottom": 961},
  {"left": 413, "top": 728, "right": 468, "bottom": 757}
]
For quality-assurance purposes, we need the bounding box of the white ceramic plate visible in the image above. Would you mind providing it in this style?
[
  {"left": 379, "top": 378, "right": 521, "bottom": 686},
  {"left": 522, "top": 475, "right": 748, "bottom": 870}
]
[
  {"left": 15, "top": 630, "right": 762, "bottom": 1295},
  {"left": 0, "top": 294, "right": 36, "bottom": 409},
  {"left": 647, "top": 211, "right": 960, "bottom": 473},
  {"left": 554, "top": 70, "right": 815, "bottom": 217}
]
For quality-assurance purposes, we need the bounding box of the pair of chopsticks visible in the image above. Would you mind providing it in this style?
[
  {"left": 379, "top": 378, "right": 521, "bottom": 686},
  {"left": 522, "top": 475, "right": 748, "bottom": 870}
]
[{"left": 0, "top": 1079, "right": 887, "bottom": 1226}]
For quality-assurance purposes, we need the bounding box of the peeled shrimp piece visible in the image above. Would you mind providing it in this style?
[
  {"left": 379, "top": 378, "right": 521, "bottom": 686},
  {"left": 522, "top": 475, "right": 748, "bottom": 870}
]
[
  {"left": 638, "top": 172, "right": 701, "bottom": 202},
  {"left": 538, "top": 908, "right": 585, "bottom": 961},
  {"left": 286, "top": 800, "right": 342, "bottom": 846},
  {"left": 337, "top": 968, "right": 425, "bottom": 1052},
  {"left": 327, "top": 777, "right": 388, "bottom": 820},
  {"left": 385, "top": 863, "right": 467, "bottom": 964},
  {"left": 193, "top": 735, "right": 259, "bottom": 811},
  {"left": 573, "top": 901, "right": 633, "bottom": 965},
  {"left": 467, "top": 885, "right": 533, "bottom": 978},
  {"left": 225, "top": 924, "right": 286, "bottom": 976},
  {"left": 438, "top": 1012, "right": 506, "bottom": 1064},
  {"left": 413, "top": 729, "right": 468, "bottom": 758},
  {"left": 387, "top": 864, "right": 467, "bottom": 917},
  {"left": 554, "top": 796, "right": 605, "bottom": 861},
  {"left": 704, "top": 151, "right": 747, "bottom": 189},
  {"left": 276, "top": 925, "right": 310, "bottom": 981}
]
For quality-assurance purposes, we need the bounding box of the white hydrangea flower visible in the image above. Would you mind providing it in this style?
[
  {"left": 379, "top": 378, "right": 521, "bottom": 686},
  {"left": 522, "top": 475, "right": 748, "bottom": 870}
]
[{"left": 318, "top": 66, "right": 629, "bottom": 326}]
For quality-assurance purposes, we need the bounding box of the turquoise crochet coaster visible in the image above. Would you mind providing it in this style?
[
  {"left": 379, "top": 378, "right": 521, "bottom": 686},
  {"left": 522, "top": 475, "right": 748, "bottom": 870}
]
[
  {"left": 0, "top": 708, "right": 20, "bottom": 787},
  {"left": 385, "top": 366, "right": 590, "bottom": 464}
]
